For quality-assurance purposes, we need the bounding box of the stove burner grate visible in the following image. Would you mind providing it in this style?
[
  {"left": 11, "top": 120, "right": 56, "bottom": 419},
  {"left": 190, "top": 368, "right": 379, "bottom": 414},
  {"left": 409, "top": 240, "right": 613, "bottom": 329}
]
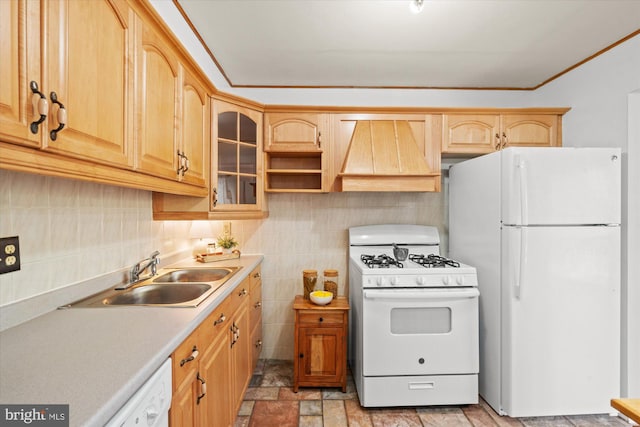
[
  {"left": 361, "top": 254, "right": 404, "bottom": 268},
  {"left": 409, "top": 254, "right": 461, "bottom": 268}
]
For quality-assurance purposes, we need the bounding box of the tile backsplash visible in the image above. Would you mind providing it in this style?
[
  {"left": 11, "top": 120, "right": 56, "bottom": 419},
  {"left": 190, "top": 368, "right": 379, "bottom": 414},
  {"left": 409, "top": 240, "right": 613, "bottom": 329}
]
[{"left": 0, "top": 169, "right": 447, "bottom": 358}]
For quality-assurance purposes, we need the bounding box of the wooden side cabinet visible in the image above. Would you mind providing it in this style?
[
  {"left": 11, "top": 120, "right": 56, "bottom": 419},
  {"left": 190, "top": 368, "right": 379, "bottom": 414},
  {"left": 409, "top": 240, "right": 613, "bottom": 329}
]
[{"left": 293, "top": 295, "right": 349, "bottom": 392}]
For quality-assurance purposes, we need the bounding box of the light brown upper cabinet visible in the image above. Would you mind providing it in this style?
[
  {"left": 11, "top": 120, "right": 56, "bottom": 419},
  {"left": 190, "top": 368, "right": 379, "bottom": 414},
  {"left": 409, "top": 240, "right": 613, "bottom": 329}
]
[
  {"left": 152, "top": 97, "right": 267, "bottom": 220},
  {"left": 263, "top": 112, "right": 331, "bottom": 192},
  {"left": 442, "top": 110, "right": 568, "bottom": 155},
  {"left": 135, "top": 17, "right": 208, "bottom": 188},
  {"left": 0, "top": 0, "right": 211, "bottom": 197},
  {"left": 212, "top": 99, "right": 264, "bottom": 213},
  {"left": 1, "top": 0, "right": 134, "bottom": 167},
  {"left": 332, "top": 113, "right": 442, "bottom": 192}
]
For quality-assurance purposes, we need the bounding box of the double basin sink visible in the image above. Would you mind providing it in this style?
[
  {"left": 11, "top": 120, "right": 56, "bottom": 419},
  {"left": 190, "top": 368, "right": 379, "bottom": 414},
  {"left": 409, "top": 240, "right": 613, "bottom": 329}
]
[{"left": 68, "top": 267, "right": 242, "bottom": 308}]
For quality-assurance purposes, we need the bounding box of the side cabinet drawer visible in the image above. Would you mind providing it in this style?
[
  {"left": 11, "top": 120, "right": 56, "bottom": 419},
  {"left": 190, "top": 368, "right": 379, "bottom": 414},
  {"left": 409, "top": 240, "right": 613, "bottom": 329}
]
[{"left": 298, "top": 311, "right": 344, "bottom": 325}]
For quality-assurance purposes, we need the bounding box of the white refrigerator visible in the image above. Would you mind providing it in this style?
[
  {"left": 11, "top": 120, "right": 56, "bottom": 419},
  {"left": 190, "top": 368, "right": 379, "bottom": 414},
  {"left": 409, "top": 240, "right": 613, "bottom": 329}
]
[{"left": 448, "top": 147, "right": 621, "bottom": 417}]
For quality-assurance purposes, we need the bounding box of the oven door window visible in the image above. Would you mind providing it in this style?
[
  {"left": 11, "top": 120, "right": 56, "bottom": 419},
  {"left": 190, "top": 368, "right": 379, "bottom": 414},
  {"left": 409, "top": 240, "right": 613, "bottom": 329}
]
[
  {"left": 362, "top": 288, "right": 479, "bottom": 376},
  {"left": 390, "top": 307, "right": 451, "bottom": 334}
]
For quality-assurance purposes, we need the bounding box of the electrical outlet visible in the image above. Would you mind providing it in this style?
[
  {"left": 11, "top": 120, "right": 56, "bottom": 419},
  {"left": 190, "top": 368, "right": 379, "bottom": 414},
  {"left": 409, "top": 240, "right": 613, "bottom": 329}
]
[
  {"left": 0, "top": 236, "right": 21, "bottom": 274},
  {"left": 223, "top": 222, "right": 232, "bottom": 236}
]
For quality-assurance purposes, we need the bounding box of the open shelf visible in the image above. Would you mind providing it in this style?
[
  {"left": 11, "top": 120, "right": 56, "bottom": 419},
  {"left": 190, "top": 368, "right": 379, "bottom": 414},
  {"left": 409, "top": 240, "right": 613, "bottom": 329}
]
[{"left": 265, "top": 151, "right": 324, "bottom": 192}]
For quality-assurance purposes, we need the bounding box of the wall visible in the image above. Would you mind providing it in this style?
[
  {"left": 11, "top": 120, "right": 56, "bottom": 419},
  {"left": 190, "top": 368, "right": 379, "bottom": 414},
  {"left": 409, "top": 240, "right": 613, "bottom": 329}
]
[{"left": 0, "top": 170, "right": 192, "bottom": 309}]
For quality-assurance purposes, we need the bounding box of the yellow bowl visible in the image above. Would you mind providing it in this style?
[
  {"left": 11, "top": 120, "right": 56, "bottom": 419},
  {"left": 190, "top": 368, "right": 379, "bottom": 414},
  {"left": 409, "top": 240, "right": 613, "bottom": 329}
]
[{"left": 310, "top": 290, "right": 333, "bottom": 305}]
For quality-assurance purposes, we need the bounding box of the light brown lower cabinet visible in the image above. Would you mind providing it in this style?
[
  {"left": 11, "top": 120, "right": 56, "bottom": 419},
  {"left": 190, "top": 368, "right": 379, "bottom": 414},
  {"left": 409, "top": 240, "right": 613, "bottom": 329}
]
[{"left": 169, "top": 264, "right": 261, "bottom": 426}]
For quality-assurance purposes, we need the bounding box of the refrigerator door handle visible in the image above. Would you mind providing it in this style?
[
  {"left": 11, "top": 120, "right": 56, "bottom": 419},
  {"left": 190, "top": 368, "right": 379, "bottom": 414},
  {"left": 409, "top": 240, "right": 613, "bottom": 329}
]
[
  {"left": 515, "top": 227, "right": 527, "bottom": 300},
  {"left": 516, "top": 155, "right": 529, "bottom": 225}
]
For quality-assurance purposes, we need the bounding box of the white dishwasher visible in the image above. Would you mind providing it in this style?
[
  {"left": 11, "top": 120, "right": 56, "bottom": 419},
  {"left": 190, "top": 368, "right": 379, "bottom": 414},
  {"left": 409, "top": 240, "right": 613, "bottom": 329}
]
[{"left": 106, "top": 358, "right": 172, "bottom": 427}]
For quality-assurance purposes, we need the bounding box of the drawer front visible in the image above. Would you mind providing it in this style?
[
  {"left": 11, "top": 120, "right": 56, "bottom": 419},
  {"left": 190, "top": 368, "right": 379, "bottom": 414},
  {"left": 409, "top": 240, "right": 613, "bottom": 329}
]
[
  {"left": 250, "top": 285, "right": 262, "bottom": 331},
  {"left": 298, "top": 311, "right": 344, "bottom": 326},
  {"left": 250, "top": 265, "right": 262, "bottom": 290},
  {"left": 201, "top": 297, "right": 231, "bottom": 343},
  {"left": 172, "top": 328, "right": 200, "bottom": 391},
  {"left": 227, "top": 277, "right": 251, "bottom": 314}
]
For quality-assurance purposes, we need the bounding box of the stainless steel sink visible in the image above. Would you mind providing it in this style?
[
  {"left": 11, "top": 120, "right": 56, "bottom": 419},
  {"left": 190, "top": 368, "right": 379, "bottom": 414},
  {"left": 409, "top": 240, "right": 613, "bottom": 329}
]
[
  {"left": 153, "top": 267, "right": 239, "bottom": 283},
  {"left": 66, "top": 266, "right": 242, "bottom": 308},
  {"left": 103, "top": 283, "right": 212, "bottom": 306}
]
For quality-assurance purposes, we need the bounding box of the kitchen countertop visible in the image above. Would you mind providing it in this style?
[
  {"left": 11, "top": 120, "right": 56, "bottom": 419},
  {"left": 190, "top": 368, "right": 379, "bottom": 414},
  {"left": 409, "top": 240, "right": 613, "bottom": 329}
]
[{"left": 0, "top": 255, "right": 263, "bottom": 427}]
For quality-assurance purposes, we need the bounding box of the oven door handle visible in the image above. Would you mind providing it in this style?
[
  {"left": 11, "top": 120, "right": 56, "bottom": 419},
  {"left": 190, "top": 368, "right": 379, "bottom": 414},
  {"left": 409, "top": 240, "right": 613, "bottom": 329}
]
[{"left": 363, "top": 288, "right": 479, "bottom": 300}]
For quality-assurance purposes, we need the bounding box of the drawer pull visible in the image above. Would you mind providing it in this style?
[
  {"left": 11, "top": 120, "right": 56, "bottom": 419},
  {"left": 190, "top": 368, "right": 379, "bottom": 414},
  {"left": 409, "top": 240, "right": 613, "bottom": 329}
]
[
  {"left": 49, "top": 91, "right": 66, "bottom": 141},
  {"left": 29, "top": 81, "right": 48, "bottom": 134},
  {"left": 213, "top": 313, "right": 226, "bottom": 326},
  {"left": 180, "top": 346, "right": 199, "bottom": 366},
  {"left": 197, "top": 373, "right": 206, "bottom": 404}
]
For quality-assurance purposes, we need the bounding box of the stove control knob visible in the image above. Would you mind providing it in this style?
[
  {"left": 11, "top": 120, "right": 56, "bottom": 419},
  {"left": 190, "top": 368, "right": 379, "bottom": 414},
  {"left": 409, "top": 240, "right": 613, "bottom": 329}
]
[
  {"left": 390, "top": 277, "right": 400, "bottom": 286},
  {"left": 416, "top": 277, "right": 425, "bottom": 286},
  {"left": 376, "top": 277, "right": 385, "bottom": 287},
  {"left": 456, "top": 276, "right": 464, "bottom": 285},
  {"left": 442, "top": 276, "right": 452, "bottom": 286}
]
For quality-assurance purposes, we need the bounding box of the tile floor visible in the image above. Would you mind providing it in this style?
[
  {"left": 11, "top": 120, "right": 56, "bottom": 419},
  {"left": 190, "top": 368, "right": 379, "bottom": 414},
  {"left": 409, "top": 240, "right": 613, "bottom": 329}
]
[{"left": 235, "top": 360, "right": 631, "bottom": 427}]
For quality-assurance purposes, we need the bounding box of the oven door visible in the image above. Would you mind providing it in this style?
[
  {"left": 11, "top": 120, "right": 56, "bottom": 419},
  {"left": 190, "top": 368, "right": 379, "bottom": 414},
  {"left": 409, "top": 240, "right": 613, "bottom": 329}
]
[{"left": 362, "top": 287, "right": 479, "bottom": 376}]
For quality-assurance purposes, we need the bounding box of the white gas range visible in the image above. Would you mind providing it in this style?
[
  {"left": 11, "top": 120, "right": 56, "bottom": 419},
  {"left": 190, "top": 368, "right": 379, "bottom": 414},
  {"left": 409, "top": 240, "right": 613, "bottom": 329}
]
[{"left": 348, "top": 224, "right": 479, "bottom": 407}]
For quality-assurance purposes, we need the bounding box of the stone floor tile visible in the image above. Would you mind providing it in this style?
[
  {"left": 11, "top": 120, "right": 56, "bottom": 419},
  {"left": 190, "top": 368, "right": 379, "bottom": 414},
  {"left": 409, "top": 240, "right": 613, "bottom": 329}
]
[
  {"left": 565, "top": 414, "right": 630, "bottom": 426},
  {"left": 243, "top": 386, "right": 280, "bottom": 400},
  {"left": 478, "top": 399, "right": 524, "bottom": 426},
  {"left": 417, "top": 406, "right": 473, "bottom": 426},
  {"left": 299, "top": 415, "right": 323, "bottom": 427},
  {"left": 322, "top": 399, "right": 348, "bottom": 427},
  {"left": 234, "top": 415, "right": 250, "bottom": 427},
  {"left": 344, "top": 398, "right": 374, "bottom": 427},
  {"left": 261, "top": 359, "right": 294, "bottom": 387},
  {"left": 462, "top": 403, "right": 504, "bottom": 426},
  {"left": 369, "top": 408, "right": 423, "bottom": 427},
  {"left": 279, "top": 386, "right": 323, "bottom": 401},
  {"left": 300, "top": 400, "right": 323, "bottom": 416},
  {"left": 238, "top": 400, "right": 255, "bottom": 416},
  {"left": 249, "top": 400, "right": 299, "bottom": 427},
  {"left": 519, "top": 416, "right": 575, "bottom": 427}
]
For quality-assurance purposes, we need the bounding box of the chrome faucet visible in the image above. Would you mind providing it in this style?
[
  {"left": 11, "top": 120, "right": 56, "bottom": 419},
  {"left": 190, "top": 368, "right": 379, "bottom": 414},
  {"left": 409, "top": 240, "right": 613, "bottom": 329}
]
[{"left": 117, "top": 251, "right": 160, "bottom": 290}]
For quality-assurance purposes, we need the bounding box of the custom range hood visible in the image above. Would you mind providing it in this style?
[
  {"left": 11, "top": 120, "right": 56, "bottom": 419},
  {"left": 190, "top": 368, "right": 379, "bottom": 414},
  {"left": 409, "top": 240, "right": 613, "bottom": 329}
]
[{"left": 338, "top": 120, "right": 441, "bottom": 192}]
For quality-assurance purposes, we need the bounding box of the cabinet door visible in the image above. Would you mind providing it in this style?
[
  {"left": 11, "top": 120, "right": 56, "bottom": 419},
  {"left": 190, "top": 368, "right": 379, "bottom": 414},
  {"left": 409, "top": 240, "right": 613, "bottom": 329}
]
[
  {"left": 231, "top": 301, "right": 251, "bottom": 414},
  {"left": 199, "top": 332, "right": 232, "bottom": 427},
  {"left": 501, "top": 114, "right": 559, "bottom": 148},
  {"left": 0, "top": 0, "right": 41, "bottom": 147},
  {"left": 212, "top": 100, "right": 263, "bottom": 212},
  {"left": 43, "top": 0, "right": 133, "bottom": 167},
  {"left": 442, "top": 114, "right": 500, "bottom": 154},
  {"left": 297, "top": 326, "right": 344, "bottom": 384},
  {"left": 265, "top": 112, "right": 325, "bottom": 152},
  {"left": 170, "top": 379, "right": 196, "bottom": 427},
  {"left": 180, "top": 70, "right": 209, "bottom": 187},
  {"left": 136, "top": 18, "right": 180, "bottom": 180}
]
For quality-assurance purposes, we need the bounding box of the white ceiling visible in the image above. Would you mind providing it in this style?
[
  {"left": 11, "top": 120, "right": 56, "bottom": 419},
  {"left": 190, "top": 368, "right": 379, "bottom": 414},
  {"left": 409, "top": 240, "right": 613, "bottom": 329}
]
[{"left": 175, "top": 0, "right": 640, "bottom": 90}]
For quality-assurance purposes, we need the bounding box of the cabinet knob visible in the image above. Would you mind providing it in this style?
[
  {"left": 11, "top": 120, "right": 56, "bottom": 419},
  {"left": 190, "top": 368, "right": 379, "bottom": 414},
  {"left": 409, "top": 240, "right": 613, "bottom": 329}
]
[
  {"left": 239, "top": 288, "right": 248, "bottom": 296},
  {"left": 318, "top": 317, "right": 324, "bottom": 323},
  {"left": 254, "top": 301, "right": 262, "bottom": 309},
  {"left": 299, "top": 353, "right": 304, "bottom": 358}
]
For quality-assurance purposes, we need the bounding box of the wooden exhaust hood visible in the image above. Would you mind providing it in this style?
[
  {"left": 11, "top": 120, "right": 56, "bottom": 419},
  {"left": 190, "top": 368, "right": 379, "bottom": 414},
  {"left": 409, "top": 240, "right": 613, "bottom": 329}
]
[{"left": 338, "top": 120, "right": 440, "bottom": 192}]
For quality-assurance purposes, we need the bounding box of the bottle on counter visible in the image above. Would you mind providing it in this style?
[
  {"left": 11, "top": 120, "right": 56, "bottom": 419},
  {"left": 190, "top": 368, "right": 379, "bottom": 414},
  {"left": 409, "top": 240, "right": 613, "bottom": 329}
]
[
  {"left": 302, "top": 270, "right": 318, "bottom": 299},
  {"left": 323, "top": 269, "right": 339, "bottom": 296}
]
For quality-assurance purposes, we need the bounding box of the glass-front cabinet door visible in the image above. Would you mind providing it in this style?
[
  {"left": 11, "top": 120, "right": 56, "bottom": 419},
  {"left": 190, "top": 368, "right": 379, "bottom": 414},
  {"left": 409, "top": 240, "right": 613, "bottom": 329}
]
[{"left": 212, "top": 99, "right": 264, "bottom": 214}]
